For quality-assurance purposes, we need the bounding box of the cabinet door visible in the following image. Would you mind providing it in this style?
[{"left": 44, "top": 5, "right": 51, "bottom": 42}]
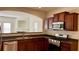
[
  {"left": 72, "top": 13, "right": 78, "bottom": 31},
  {"left": 18, "top": 39, "right": 33, "bottom": 51},
  {"left": 58, "top": 12, "right": 65, "bottom": 22},
  {"left": 58, "top": 12, "right": 69, "bottom": 22},
  {"left": 53, "top": 14, "right": 59, "bottom": 22},
  {"left": 18, "top": 38, "right": 48, "bottom": 51},
  {"left": 65, "top": 14, "right": 74, "bottom": 31},
  {"left": 64, "top": 13, "right": 78, "bottom": 31},
  {"left": 60, "top": 42, "right": 71, "bottom": 51},
  {"left": 32, "top": 38, "right": 48, "bottom": 51},
  {"left": 48, "top": 17, "right": 53, "bottom": 29},
  {"left": 44, "top": 19, "right": 49, "bottom": 30},
  {"left": 3, "top": 41, "right": 17, "bottom": 51}
]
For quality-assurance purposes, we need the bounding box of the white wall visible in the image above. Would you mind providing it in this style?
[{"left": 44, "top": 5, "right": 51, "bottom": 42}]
[{"left": 29, "top": 15, "right": 43, "bottom": 32}]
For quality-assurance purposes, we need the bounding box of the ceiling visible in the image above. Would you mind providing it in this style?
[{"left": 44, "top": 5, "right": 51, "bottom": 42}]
[
  {"left": 28, "top": 7, "right": 79, "bottom": 12},
  {"left": 28, "top": 7, "right": 60, "bottom": 12},
  {"left": 0, "top": 7, "right": 79, "bottom": 12}
]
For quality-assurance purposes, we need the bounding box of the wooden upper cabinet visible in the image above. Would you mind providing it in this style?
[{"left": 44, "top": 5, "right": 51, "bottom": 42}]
[
  {"left": 58, "top": 12, "right": 69, "bottom": 22},
  {"left": 53, "top": 14, "right": 59, "bottom": 22},
  {"left": 44, "top": 19, "right": 49, "bottom": 30},
  {"left": 48, "top": 17, "right": 53, "bottom": 29},
  {"left": 72, "top": 13, "right": 78, "bottom": 31},
  {"left": 44, "top": 17, "right": 53, "bottom": 30},
  {"left": 65, "top": 14, "right": 74, "bottom": 31},
  {"left": 45, "top": 11, "right": 78, "bottom": 31},
  {"left": 65, "top": 13, "right": 78, "bottom": 31}
]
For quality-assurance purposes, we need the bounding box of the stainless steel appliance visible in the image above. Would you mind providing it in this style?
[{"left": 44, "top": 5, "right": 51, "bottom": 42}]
[
  {"left": 48, "top": 39, "right": 60, "bottom": 51},
  {"left": 48, "top": 34, "right": 68, "bottom": 51},
  {"left": 49, "top": 34, "right": 68, "bottom": 47},
  {"left": 54, "top": 34, "right": 68, "bottom": 38},
  {"left": 52, "top": 22, "right": 64, "bottom": 30},
  {"left": 49, "top": 39, "right": 60, "bottom": 47}
]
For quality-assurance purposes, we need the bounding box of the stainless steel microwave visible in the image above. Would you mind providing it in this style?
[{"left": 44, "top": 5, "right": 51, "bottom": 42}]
[{"left": 52, "top": 22, "right": 64, "bottom": 30}]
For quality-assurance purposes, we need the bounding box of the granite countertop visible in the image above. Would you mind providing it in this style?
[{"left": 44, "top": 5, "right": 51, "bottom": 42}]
[
  {"left": 0, "top": 32, "right": 45, "bottom": 37},
  {"left": 0, "top": 32, "right": 78, "bottom": 42}
]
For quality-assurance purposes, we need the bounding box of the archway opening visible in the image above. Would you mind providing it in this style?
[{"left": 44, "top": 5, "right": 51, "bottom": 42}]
[{"left": 0, "top": 11, "right": 43, "bottom": 33}]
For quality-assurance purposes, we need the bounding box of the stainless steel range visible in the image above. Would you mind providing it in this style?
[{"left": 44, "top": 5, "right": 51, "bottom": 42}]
[{"left": 48, "top": 34, "right": 68, "bottom": 51}]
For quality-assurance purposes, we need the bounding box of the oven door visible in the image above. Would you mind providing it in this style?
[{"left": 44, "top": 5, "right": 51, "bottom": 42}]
[{"left": 48, "top": 39, "right": 60, "bottom": 51}]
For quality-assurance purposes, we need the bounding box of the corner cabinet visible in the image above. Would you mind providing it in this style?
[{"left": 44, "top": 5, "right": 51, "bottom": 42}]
[
  {"left": 44, "top": 17, "right": 53, "bottom": 30},
  {"left": 45, "top": 11, "right": 78, "bottom": 31},
  {"left": 48, "top": 17, "right": 54, "bottom": 29},
  {"left": 44, "top": 19, "right": 49, "bottom": 30}
]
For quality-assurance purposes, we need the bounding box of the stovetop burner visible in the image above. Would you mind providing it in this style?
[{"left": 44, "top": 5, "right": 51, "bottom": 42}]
[{"left": 54, "top": 34, "right": 68, "bottom": 39}]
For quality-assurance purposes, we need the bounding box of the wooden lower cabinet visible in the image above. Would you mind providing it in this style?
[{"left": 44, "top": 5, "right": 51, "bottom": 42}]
[
  {"left": 2, "top": 38, "right": 48, "bottom": 51},
  {"left": 60, "top": 40, "right": 78, "bottom": 51},
  {"left": 18, "top": 38, "right": 48, "bottom": 51},
  {"left": 2, "top": 38, "right": 78, "bottom": 51},
  {"left": 60, "top": 42, "right": 71, "bottom": 51},
  {"left": 3, "top": 41, "right": 18, "bottom": 51}
]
